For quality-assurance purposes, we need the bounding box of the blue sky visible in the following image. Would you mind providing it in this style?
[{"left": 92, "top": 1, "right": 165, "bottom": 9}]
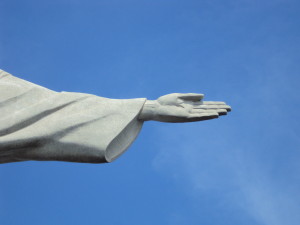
[{"left": 1, "top": 0, "right": 300, "bottom": 225}]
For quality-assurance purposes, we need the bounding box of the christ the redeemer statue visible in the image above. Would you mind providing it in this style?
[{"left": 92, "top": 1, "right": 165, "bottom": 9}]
[{"left": 0, "top": 69, "right": 231, "bottom": 164}]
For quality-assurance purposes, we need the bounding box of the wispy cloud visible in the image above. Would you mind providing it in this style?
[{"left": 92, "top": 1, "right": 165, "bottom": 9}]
[
  {"left": 152, "top": 45, "right": 300, "bottom": 224},
  {"left": 153, "top": 124, "right": 300, "bottom": 225}
]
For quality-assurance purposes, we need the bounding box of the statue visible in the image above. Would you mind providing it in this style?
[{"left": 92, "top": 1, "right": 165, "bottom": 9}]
[{"left": 0, "top": 69, "right": 231, "bottom": 164}]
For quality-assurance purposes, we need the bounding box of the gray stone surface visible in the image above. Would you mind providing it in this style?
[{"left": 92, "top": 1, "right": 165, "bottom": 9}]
[{"left": 0, "top": 69, "right": 231, "bottom": 164}]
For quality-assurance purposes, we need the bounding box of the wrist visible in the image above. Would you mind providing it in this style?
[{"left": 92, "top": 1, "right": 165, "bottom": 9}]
[{"left": 138, "top": 100, "right": 159, "bottom": 121}]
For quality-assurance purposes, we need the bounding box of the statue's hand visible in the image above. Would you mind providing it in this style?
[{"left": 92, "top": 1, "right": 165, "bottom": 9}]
[{"left": 139, "top": 93, "right": 231, "bottom": 123}]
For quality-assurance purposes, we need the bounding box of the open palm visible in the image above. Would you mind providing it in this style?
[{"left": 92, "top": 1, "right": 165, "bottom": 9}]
[{"left": 139, "top": 93, "right": 231, "bottom": 123}]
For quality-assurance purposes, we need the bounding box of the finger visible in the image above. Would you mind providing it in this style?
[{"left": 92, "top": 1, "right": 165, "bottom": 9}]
[
  {"left": 216, "top": 109, "right": 227, "bottom": 115},
  {"left": 191, "top": 101, "right": 227, "bottom": 106},
  {"left": 190, "top": 109, "right": 219, "bottom": 114},
  {"left": 202, "top": 101, "right": 227, "bottom": 105},
  {"left": 191, "top": 109, "right": 228, "bottom": 116},
  {"left": 194, "top": 104, "right": 231, "bottom": 110},
  {"left": 187, "top": 112, "right": 219, "bottom": 122},
  {"left": 177, "top": 93, "right": 204, "bottom": 102},
  {"left": 204, "top": 102, "right": 232, "bottom": 112}
]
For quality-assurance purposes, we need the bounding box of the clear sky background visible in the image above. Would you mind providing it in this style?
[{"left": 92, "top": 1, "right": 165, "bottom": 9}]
[{"left": 1, "top": 0, "right": 300, "bottom": 225}]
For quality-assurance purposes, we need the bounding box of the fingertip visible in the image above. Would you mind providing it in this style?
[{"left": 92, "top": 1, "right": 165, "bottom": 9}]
[{"left": 219, "top": 111, "right": 227, "bottom": 116}]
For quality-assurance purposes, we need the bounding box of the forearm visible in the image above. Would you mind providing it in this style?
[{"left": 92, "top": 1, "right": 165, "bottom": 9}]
[{"left": 138, "top": 100, "right": 159, "bottom": 121}]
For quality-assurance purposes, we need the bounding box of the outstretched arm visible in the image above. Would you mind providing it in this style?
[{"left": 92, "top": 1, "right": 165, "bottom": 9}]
[{"left": 138, "top": 93, "right": 231, "bottom": 123}]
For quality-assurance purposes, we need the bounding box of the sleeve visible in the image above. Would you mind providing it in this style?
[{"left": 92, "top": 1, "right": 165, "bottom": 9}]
[{"left": 0, "top": 69, "right": 147, "bottom": 164}]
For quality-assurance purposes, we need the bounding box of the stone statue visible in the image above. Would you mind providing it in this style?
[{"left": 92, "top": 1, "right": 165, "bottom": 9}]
[{"left": 0, "top": 70, "right": 231, "bottom": 164}]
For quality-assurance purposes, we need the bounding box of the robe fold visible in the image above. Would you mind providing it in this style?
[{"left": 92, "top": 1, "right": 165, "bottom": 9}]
[{"left": 0, "top": 70, "right": 146, "bottom": 164}]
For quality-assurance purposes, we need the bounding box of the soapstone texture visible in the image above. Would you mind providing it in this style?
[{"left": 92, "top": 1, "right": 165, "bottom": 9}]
[
  {"left": 0, "top": 70, "right": 146, "bottom": 163},
  {"left": 0, "top": 70, "right": 231, "bottom": 164}
]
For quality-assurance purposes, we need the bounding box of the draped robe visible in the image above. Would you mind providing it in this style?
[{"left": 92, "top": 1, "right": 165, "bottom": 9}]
[{"left": 0, "top": 70, "right": 146, "bottom": 164}]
